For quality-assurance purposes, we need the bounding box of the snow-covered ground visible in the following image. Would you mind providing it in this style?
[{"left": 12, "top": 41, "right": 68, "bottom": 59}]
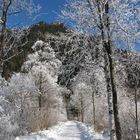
[{"left": 15, "top": 121, "right": 108, "bottom": 140}]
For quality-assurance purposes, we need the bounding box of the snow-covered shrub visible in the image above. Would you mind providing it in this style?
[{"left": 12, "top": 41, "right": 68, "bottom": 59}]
[
  {"left": 0, "top": 40, "right": 67, "bottom": 138},
  {"left": 0, "top": 96, "right": 18, "bottom": 140},
  {"left": 0, "top": 73, "right": 37, "bottom": 139}
]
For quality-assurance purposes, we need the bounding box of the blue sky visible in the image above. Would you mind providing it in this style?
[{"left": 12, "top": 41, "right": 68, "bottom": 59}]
[
  {"left": 34, "top": 0, "right": 66, "bottom": 22},
  {"left": 7, "top": 0, "right": 66, "bottom": 27}
]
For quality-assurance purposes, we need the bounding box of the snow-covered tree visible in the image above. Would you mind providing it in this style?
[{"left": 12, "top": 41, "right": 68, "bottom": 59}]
[
  {"left": 125, "top": 54, "right": 140, "bottom": 139},
  {"left": 23, "top": 40, "right": 61, "bottom": 109},
  {"left": 22, "top": 40, "right": 66, "bottom": 130},
  {"left": 60, "top": 1, "right": 140, "bottom": 139},
  {"left": 0, "top": 39, "right": 68, "bottom": 139},
  {"left": 0, "top": 0, "right": 41, "bottom": 77},
  {"left": 71, "top": 81, "right": 92, "bottom": 122},
  {"left": 0, "top": 72, "right": 37, "bottom": 139}
]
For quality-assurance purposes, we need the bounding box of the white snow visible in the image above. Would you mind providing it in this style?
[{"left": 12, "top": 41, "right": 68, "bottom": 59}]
[{"left": 15, "top": 121, "right": 108, "bottom": 140}]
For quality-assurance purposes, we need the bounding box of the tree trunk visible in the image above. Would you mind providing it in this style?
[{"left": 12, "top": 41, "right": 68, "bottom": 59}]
[
  {"left": 0, "top": 0, "right": 11, "bottom": 77},
  {"left": 104, "top": 52, "right": 114, "bottom": 140},
  {"left": 38, "top": 72, "right": 43, "bottom": 110},
  {"left": 80, "top": 93, "right": 84, "bottom": 122},
  {"left": 107, "top": 50, "right": 122, "bottom": 140},
  {"left": 104, "top": 2, "right": 122, "bottom": 140},
  {"left": 95, "top": 1, "right": 122, "bottom": 139},
  {"left": 63, "top": 93, "right": 71, "bottom": 120},
  {"left": 135, "top": 88, "right": 139, "bottom": 140},
  {"left": 92, "top": 90, "right": 96, "bottom": 127},
  {"left": 0, "top": 1, "right": 6, "bottom": 76},
  {"left": 38, "top": 94, "right": 42, "bottom": 110},
  {"left": 20, "top": 94, "right": 25, "bottom": 135}
]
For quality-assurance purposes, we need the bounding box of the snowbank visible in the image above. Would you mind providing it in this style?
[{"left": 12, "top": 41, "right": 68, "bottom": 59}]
[
  {"left": 15, "top": 121, "right": 108, "bottom": 140},
  {"left": 76, "top": 121, "right": 108, "bottom": 140},
  {"left": 15, "top": 122, "right": 66, "bottom": 140}
]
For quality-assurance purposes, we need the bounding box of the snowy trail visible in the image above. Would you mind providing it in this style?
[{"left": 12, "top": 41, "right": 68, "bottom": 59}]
[
  {"left": 15, "top": 121, "right": 106, "bottom": 140},
  {"left": 57, "top": 121, "right": 85, "bottom": 140}
]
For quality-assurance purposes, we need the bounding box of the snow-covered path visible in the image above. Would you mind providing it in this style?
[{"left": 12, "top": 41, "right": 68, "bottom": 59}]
[
  {"left": 15, "top": 121, "right": 107, "bottom": 140},
  {"left": 57, "top": 121, "right": 86, "bottom": 140}
]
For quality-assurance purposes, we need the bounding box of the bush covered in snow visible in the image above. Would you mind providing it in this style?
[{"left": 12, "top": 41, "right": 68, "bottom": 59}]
[{"left": 0, "top": 41, "right": 67, "bottom": 139}]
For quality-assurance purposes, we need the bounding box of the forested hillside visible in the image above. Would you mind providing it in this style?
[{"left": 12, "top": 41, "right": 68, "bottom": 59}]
[{"left": 0, "top": 0, "right": 140, "bottom": 140}]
